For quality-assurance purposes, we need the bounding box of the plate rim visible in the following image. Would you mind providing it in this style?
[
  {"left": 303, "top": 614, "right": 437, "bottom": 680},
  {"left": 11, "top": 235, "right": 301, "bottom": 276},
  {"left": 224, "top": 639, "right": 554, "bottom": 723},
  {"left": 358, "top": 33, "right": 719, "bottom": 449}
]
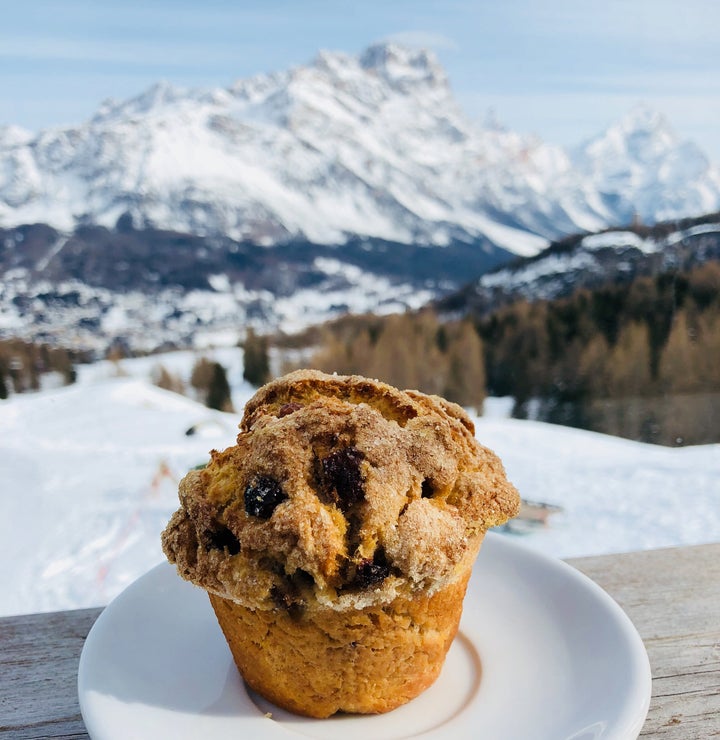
[{"left": 78, "top": 532, "right": 652, "bottom": 740}]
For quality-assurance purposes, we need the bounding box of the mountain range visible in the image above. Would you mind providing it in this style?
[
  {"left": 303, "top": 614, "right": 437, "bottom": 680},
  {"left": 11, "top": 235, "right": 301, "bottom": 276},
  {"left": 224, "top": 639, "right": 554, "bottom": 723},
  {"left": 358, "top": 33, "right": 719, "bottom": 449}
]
[
  {"left": 2, "top": 42, "right": 720, "bottom": 352},
  {"left": 1, "top": 42, "right": 719, "bottom": 257}
]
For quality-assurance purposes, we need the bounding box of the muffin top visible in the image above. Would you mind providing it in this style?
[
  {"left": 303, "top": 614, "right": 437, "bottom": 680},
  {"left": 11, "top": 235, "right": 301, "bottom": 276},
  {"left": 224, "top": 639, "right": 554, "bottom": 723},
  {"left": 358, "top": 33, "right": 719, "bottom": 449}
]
[{"left": 161, "top": 369, "right": 519, "bottom": 611}]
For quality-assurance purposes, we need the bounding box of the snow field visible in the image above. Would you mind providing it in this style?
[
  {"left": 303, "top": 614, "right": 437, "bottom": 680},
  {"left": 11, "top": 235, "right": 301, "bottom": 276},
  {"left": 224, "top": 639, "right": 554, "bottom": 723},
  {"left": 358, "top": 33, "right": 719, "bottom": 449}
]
[{"left": 1, "top": 350, "right": 717, "bottom": 617}]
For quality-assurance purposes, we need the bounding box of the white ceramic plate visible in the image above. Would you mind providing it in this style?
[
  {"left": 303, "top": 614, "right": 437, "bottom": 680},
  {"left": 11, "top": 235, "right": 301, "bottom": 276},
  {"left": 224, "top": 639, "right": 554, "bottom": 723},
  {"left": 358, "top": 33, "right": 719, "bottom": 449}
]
[{"left": 78, "top": 533, "right": 651, "bottom": 740}]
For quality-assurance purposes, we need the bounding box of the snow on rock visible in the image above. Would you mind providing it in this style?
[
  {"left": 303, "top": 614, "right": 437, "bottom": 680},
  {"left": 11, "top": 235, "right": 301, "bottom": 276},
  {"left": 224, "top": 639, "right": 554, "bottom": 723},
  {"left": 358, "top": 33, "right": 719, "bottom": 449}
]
[
  {"left": 580, "top": 230, "right": 657, "bottom": 253},
  {"left": 480, "top": 250, "right": 599, "bottom": 292},
  {"left": 1, "top": 352, "right": 719, "bottom": 617},
  {"left": 474, "top": 217, "right": 720, "bottom": 303},
  {"left": 573, "top": 105, "right": 720, "bottom": 224}
]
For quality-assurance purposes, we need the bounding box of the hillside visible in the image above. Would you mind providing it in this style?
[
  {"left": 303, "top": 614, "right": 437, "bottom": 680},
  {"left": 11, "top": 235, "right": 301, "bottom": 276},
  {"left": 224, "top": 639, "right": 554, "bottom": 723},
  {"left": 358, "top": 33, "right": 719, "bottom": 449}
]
[
  {"left": 436, "top": 211, "right": 720, "bottom": 316},
  {"left": 3, "top": 212, "right": 720, "bottom": 354},
  {"left": 1, "top": 222, "right": 500, "bottom": 352}
]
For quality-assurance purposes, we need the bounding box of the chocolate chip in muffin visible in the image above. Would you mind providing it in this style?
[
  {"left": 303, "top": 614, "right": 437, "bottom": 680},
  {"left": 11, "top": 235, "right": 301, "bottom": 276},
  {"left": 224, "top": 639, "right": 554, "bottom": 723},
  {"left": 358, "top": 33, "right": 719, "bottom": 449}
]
[
  {"left": 204, "top": 524, "right": 241, "bottom": 555},
  {"left": 244, "top": 476, "right": 288, "bottom": 519},
  {"left": 270, "top": 573, "right": 308, "bottom": 618},
  {"left": 270, "top": 587, "right": 304, "bottom": 618},
  {"left": 421, "top": 479, "right": 435, "bottom": 498},
  {"left": 320, "top": 447, "right": 365, "bottom": 510},
  {"left": 355, "top": 550, "right": 391, "bottom": 588}
]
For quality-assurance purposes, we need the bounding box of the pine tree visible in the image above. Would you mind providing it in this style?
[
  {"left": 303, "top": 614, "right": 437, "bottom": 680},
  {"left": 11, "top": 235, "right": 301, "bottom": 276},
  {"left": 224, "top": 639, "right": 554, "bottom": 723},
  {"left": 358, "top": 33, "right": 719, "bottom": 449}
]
[
  {"left": 659, "top": 307, "right": 720, "bottom": 394},
  {"left": 695, "top": 309, "right": 720, "bottom": 390},
  {"left": 311, "top": 333, "right": 350, "bottom": 375},
  {"left": 605, "top": 321, "right": 653, "bottom": 397},
  {"left": 365, "top": 312, "right": 446, "bottom": 393},
  {"left": 190, "top": 356, "right": 214, "bottom": 401},
  {"left": 206, "top": 362, "right": 234, "bottom": 412},
  {"left": 578, "top": 334, "right": 611, "bottom": 397},
  {"left": 152, "top": 364, "right": 186, "bottom": 395},
  {"left": 243, "top": 328, "right": 270, "bottom": 387},
  {"left": 52, "top": 348, "right": 76, "bottom": 386},
  {"left": 366, "top": 314, "right": 417, "bottom": 389},
  {"left": 443, "top": 321, "right": 485, "bottom": 410}
]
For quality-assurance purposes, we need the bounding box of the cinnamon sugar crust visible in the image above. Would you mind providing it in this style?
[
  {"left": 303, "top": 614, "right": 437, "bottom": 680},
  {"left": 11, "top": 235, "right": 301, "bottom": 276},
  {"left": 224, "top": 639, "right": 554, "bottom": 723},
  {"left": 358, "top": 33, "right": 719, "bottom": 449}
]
[{"left": 162, "top": 369, "right": 519, "bottom": 611}]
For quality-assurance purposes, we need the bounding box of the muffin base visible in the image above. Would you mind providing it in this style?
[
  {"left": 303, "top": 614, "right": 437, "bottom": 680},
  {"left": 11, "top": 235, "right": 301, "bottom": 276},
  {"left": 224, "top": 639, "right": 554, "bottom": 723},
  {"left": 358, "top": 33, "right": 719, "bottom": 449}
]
[{"left": 208, "top": 570, "right": 472, "bottom": 718}]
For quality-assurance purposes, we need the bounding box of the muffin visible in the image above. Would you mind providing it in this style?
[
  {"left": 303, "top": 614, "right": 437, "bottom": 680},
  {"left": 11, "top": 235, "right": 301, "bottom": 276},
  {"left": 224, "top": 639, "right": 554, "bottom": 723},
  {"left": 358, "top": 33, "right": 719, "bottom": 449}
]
[{"left": 161, "top": 369, "right": 519, "bottom": 718}]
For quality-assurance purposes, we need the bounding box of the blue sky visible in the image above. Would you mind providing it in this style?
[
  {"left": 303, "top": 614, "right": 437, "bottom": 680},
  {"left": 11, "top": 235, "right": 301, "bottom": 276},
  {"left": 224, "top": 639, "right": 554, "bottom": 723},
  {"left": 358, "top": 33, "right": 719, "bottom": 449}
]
[{"left": 2, "top": 0, "right": 719, "bottom": 158}]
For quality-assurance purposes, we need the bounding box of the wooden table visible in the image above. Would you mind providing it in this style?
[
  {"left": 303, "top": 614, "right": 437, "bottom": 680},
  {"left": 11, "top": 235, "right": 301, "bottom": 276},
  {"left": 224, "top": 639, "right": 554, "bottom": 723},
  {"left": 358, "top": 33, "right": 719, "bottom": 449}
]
[{"left": 2, "top": 542, "right": 719, "bottom": 739}]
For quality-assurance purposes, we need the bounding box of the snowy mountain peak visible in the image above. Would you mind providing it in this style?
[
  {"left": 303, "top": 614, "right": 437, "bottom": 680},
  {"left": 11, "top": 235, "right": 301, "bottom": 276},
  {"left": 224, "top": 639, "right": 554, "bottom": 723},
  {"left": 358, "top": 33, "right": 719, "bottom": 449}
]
[
  {"left": 617, "top": 104, "right": 671, "bottom": 134},
  {"left": 571, "top": 103, "right": 718, "bottom": 223},
  {"left": 358, "top": 41, "right": 448, "bottom": 89},
  {"left": 584, "top": 104, "right": 680, "bottom": 164},
  {"left": 577, "top": 104, "right": 712, "bottom": 176},
  {"left": 94, "top": 80, "right": 186, "bottom": 123},
  {"left": 311, "top": 48, "right": 355, "bottom": 74}
]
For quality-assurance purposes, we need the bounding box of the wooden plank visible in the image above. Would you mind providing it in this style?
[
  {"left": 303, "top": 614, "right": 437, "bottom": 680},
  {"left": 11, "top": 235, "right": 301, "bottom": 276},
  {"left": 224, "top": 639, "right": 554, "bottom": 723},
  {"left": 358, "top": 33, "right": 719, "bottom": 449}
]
[
  {"left": 568, "top": 542, "right": 720, "bottom": 739},
  {"left": 0, "top": 543, "right": 718, "bottom": 739},
  {"left": 0, "top": 607, "right": 100, "bottom": 739}
]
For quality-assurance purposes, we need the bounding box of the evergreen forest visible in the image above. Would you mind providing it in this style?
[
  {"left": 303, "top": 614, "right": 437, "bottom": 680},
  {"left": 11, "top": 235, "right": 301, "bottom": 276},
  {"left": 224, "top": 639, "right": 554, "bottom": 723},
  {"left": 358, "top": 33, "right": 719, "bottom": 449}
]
[{"left": 282, "top": 261, "right": 720, "bottom": 445}]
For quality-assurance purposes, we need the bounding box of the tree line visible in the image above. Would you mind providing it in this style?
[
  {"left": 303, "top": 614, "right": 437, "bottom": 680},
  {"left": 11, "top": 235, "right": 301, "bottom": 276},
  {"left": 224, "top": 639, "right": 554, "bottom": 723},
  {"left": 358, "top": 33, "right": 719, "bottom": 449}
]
[
  {"left": 4, "top": 261, "right": 718, "bottom": 444},
  {"left": 0, "top": 340, "right": 90, "bottom": 398},
  {"left": 478, "top": 262, "right": 720, "bottom": 404},
  {"left": 278, "top": 261, "right": 720, "bottom": 444},
  {"left": 280, "top": 310, "right": 486, "bottom": 411},
  {"left": 0, "top": 331, "right": 269, "bottom": 425}
]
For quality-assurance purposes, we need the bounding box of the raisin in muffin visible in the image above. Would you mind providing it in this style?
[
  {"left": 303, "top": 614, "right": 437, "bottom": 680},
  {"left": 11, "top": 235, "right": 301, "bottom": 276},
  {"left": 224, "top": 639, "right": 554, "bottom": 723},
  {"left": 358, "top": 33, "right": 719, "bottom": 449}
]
[{"left": 161, "top": 369, "right": 519, "bottom": 718}]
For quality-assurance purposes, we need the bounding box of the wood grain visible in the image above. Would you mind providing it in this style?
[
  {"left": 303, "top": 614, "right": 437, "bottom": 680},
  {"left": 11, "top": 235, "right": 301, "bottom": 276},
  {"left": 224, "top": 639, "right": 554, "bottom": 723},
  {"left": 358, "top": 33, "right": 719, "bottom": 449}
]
[
  {"left": 568, "top": 543, "right": 720, "bottom": 739},
  {"left": 0, "top": 608, "right": 99, "bottom": 739},
  {"left": 1, "top": 543, "right": 718, "bottom": 738}
]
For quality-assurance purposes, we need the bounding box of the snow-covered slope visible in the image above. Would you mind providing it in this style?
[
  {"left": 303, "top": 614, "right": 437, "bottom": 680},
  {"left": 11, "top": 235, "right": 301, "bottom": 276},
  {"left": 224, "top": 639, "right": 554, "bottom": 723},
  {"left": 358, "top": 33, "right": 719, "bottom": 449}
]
[
  {"left": 440, "top": 213, "right": 720, "bottom": 314},
  {"left": 0, "top": 242, "right": 440, "bottom": 352},
  {"left": 1, "top": 352, "right": 718, "bottom": 617},
  {"left": 1, "top": 43, "right": 718, "bottom": 256}
]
